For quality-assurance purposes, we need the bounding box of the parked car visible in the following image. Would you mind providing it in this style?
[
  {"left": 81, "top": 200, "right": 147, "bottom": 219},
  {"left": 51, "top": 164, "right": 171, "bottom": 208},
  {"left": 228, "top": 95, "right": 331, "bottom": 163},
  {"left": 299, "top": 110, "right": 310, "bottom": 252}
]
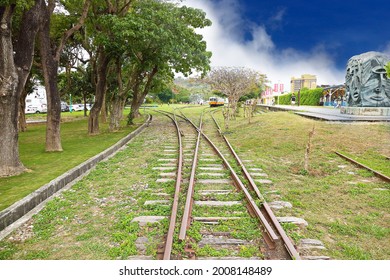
[
  {"left": 69, "top": 104, "right": 83, "bottom": 111},
  {"left": 61, "top": 101, "right": 69, "bottom": 112},
  {"left": 77, "top": 103, "right": 93, "bottom": 111}
]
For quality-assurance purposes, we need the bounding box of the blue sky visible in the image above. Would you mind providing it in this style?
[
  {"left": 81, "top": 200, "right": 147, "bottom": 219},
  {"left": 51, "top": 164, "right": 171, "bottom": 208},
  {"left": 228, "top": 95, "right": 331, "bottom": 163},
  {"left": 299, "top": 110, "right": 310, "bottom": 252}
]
[
  {"left": 241, "top": 0, "right": 389, "bottom": 67},
  {"left": 184, "top": 0, "right": 390, "bottom": 90}
]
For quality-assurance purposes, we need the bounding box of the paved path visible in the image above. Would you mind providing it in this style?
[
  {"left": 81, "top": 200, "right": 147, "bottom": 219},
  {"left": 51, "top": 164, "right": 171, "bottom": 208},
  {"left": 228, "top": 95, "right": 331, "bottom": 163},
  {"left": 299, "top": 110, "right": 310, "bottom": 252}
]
[{"left": 258, "top": 105, "right": 390, "bottom": 122}]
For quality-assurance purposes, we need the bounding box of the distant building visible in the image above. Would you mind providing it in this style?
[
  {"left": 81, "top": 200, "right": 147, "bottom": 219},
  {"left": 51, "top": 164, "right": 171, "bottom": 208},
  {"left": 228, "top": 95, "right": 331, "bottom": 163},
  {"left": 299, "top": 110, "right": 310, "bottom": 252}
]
[
  {"left": 290, "top": 74, "right": 317, "bottom": 93},
  {"left": 322, "top": 84, "right": 346, "bottom": 106},
  {"left": 260, "top": 82, "right": 286, "bottom": 105}
]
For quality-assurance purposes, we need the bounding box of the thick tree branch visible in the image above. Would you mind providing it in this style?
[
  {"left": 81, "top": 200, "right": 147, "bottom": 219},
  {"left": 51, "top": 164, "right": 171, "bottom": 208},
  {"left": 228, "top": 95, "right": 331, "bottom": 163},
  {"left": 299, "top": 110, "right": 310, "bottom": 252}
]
[
  {"left": 118, "top": 0, "right": 133, "bottom": 16},
  {"left": 55, "top": 0, "right": 91, "bottom": 61}
]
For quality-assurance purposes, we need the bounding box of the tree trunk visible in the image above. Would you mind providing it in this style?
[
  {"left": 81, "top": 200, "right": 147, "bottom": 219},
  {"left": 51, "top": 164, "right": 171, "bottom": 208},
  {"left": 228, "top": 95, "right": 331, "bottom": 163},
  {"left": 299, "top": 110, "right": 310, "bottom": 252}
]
[
  {"left": 14, "top": 0, "right": 43, "bottom": 133},
  {"left": 39, "top": 0, "right": 90, "bottom": 148},
  {"left": 128, "top": 66, "right": 158, "bottom": 124},
  {"left": 18, "top": 88, "right": 28, "bottom": 132},
  {"left": 129, "top": 94, "right": 144, "bottom": 124},
  {"left": 88, "top": 47, "right": 110, "bottom": 135},
  {"left": 100, "top": 90, "right": 107, "bottom": 123},
  {"left": 39, "top": 9, "right": 63, "bottom": 151},
  {"left": 0, "top": 5, "right": 26, "bottom": 177},
  {"left": 109, "top": 96, "right": 126, "bottom": 131},
  {"left": 83, "top": 94, "right": 87, "bottom": 117}
]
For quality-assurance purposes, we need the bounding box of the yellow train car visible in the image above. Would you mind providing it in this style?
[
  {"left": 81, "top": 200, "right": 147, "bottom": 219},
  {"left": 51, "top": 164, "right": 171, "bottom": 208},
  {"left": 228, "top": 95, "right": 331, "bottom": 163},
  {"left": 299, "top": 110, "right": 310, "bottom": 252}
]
[{"left": 209, "top": 97, "right": 225, "bottom": 107}]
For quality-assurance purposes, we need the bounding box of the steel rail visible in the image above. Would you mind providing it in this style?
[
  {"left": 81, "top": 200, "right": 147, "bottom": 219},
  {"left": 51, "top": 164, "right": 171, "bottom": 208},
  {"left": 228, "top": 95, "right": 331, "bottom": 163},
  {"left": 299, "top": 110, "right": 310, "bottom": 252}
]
[
  {"left": 154, "top": 110, "right": 183, "bottom": 260},
  {"left": 335, "top": 152, "right": 390, "bottom": 183},
  {"left": 178, "top": 113, "right": 203, "bottom": 241},
  {"left": 178, "top": 111, "right": 279, "bottom": 244},
  {"left": 209, "top": 112, "right": 301, "bottom": 260}
]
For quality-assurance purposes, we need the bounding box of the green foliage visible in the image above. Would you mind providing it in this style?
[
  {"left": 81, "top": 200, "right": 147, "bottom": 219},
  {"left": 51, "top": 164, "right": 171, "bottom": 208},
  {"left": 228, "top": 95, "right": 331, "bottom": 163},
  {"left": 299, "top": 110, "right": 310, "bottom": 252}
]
[
  {"left": 278, "top": 93, "right": 292, "bottom": 104},
  {"left": 57, "top": 67, "right": 94, "bottom": 103},
  {"left": 278, "top": 88, "right": 324, "bottom": 105},
  {"left": 239, "top": 245, "right": 262, "bottom": 258},
  {"left": 0, "top": 0, "right": 32, "bottom": 8},
  {"left": 385, "top": 62, "right": 390, "bottom": 78},
  {"left": 299, "top": 88, "right": 324, "bottom": 105},
  {"left": 239, "top": 91, "right": 258, "bottom": 102},
  {"left": 157, "top": 88, "right": 174, "bottom": 103},
  {"left": 171, "top": 85, "right": 191, "bottom": 103},
  {"left": 97, "top": 0, "right": 212, "bottom": 85}
]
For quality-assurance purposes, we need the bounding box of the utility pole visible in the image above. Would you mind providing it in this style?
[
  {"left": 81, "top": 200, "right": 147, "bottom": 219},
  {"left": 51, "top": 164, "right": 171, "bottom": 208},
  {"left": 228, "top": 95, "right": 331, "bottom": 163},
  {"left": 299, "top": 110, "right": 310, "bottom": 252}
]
[{"left": 297, "top": 90, "right": 301, "bottom": 106}]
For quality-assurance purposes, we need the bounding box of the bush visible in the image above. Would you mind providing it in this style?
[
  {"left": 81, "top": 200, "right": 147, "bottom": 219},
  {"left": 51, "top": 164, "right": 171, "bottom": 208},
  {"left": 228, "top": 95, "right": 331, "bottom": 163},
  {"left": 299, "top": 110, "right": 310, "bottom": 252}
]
[
  {"left": 299, "top": 88, "right": 323, "bottom": 105},
  {"left": 278, "top": 93, "right": 292, "bottom": 105},
  {"left": 277, "top": 88, "right": 323, "bottom": 105}
]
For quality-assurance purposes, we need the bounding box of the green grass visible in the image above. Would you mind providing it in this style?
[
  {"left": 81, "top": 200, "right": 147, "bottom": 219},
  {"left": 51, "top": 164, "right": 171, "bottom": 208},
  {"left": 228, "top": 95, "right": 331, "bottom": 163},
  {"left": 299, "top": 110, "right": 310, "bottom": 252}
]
[
  {"left": 0, "top": 111, "right": 146, "bottom": 211},
  {"left": 218, "top": 109, "right": 390, "bottom": 259},
  {"left": 339, "top": 149, "right": 390, "bottom": 177},
  {"left": 1, "top": 106, "right": 389, "bottom": 260}
]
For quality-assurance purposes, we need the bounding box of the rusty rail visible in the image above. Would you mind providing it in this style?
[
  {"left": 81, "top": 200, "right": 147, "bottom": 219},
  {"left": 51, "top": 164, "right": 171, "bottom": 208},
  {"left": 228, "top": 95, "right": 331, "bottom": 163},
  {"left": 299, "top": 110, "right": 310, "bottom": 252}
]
[
  {"left": 335, "top": 152, "right": 390, "bottom": 183},
  {"left": 154, "top": 108, "right": 300, "bottom": 259},
  {"left": 179, "top": 113, "right": 203, "bottom": 241},
  {"left": 209, "top": 112, "right": 301, "bottom": 260},
  {"left": 179, "top": 111, "right": 279, "bottom": 245},
  {"left": 155, "top": 110, "right": 183, "bottom": 260}
]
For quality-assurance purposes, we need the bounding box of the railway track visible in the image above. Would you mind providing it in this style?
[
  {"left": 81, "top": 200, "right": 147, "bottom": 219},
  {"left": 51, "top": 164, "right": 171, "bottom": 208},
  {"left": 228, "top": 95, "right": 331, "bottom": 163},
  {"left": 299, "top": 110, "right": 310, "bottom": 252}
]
[
  {"left": 335, "top": 152, "right": 390, "bottom": 183},
  {"left": 132, "top": 108, "right": 301, "bottom": 260}
]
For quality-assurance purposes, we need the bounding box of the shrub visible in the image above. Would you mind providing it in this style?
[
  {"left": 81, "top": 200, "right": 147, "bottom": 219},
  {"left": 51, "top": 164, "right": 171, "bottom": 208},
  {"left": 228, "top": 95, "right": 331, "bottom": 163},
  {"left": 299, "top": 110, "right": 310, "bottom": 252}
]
[{"left": 277, "top": 88, "right": 323, "bottom": 105}]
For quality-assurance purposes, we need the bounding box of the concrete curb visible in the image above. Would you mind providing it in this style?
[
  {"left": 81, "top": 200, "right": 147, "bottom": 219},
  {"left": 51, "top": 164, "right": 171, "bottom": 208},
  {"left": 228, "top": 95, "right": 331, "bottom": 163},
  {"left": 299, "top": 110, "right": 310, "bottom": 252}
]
[{"left": 0, "top": 115, "right": 152, "bottom": 235}]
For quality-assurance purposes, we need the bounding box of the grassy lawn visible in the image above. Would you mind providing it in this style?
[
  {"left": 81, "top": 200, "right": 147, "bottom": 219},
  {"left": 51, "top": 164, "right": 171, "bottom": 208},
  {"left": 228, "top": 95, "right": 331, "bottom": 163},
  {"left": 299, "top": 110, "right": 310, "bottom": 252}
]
[
  {"left": 0, "top": 110, "right": 147, "bottom": 211},
  {"left": 219, "top": 108, "right": 390, "bottom": 259},
  {"left": 0, "top": 105, "right": 389, "bottom": 260},
  {"left": 0, "top": 111, "right": 173, "bottom": 260}
]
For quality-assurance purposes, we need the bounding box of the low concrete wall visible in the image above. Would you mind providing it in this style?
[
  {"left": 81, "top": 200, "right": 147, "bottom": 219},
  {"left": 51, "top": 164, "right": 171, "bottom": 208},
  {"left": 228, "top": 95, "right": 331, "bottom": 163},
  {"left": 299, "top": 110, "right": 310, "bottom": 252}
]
[
  {"left": 257, "top": 104, "right": 291, "bottom": 112},
  {"left": 340, "top": 107, "right": 390, "bottom": 116},
  {"left": 0, "top": 115, "right": 152, "bottom": 232}
]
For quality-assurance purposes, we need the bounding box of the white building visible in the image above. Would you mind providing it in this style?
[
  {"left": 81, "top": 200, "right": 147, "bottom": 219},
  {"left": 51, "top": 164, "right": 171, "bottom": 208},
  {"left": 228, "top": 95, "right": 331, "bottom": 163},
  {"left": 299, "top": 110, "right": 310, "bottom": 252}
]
[{"left": 261, "top": 83, "right": 285, "bottom": 105}]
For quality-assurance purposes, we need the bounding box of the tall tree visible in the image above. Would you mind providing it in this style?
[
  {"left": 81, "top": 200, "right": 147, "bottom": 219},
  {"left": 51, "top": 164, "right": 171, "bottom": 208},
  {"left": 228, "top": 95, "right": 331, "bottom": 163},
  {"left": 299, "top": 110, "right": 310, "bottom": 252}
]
[
  {"left": 38, "top": 0, "right": 90, "bottom": 151},
  {"left": 1, "top": 0, "right": 41, "bottom": 177},
  {"left": 84, "top": 0, "right": 133, "bottom": 135},
  {"left": 0, "top": 4, "right": 26, "bottom": 177},
  {"left": 97, "top": 0, "right": 212, "bottom": 126},
  {"left": 205, "top": 67, "right": 260, "bottom": 129},
  {"left": 14, "top": 0, "right": 44, "bottom": 132}
]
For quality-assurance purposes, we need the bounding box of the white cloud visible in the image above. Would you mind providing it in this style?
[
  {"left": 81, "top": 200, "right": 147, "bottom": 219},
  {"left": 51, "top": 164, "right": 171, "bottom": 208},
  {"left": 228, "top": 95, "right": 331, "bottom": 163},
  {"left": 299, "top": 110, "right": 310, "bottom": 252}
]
[
  {"left": 183, "top": 0, "right": 345, "bottom": 91},
  {"left": 382, "top": 42, "right": 390, "bottom": 57},
  {"left": 272, "top": 8, "right": 286, "bottom": 23}
]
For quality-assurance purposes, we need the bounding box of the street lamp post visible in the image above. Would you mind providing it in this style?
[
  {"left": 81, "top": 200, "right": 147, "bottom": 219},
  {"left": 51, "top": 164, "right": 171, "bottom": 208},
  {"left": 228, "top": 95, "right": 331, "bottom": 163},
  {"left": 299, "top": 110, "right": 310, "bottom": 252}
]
[
  {"left": 69, "top": 94, "right": 73, "bottom": 113},
  {"left": 297, "top": 90, "right": 301, "bottom": 106}
]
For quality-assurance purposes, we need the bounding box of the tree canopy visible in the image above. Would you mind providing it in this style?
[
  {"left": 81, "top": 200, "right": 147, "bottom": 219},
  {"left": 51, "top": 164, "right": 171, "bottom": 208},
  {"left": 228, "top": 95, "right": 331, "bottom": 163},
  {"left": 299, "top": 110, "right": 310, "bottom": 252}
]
[
  {"left": 95, "top": 0, "right": 212, "bottom": 124},
  {"left": 0, "top": 0, "right": 213, "bottom": 176},
  {"left": 204, "top": 66, "right": 261, "bottom": 129}
]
